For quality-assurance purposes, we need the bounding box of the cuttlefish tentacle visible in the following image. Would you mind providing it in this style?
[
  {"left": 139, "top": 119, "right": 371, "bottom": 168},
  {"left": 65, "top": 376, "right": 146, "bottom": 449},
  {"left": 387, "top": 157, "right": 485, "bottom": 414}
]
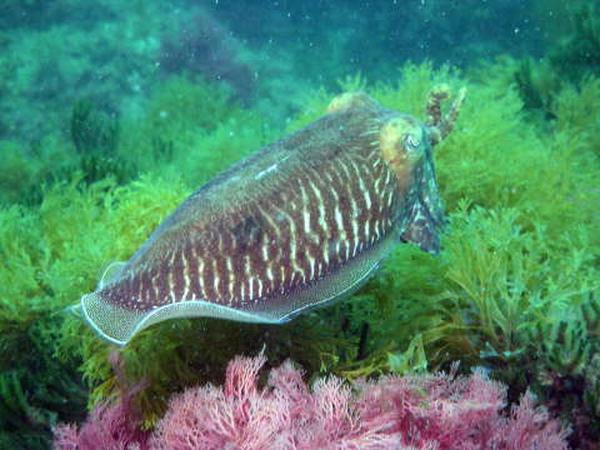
[{"left": 426, "top": 84, "right": 467, "bottom": 146}]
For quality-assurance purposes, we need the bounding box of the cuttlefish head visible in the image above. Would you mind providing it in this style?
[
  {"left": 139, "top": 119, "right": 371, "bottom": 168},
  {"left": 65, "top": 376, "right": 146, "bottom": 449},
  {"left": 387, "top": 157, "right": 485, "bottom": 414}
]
[
  {"left": 327, "top": 88, "right": 466, "bottom": 254},
  {"left": 379, "top": 115, "right": 445, "bottom": 254},
  {"left": 379, "top": 85, "right": 466, "bottom": 254}
]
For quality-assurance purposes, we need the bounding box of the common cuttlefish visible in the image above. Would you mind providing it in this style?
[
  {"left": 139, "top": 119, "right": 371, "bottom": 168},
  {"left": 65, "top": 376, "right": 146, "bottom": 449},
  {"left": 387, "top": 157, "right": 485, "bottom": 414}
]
[{"left": 80, "top": 87, "right": 466, "bottom": 346}]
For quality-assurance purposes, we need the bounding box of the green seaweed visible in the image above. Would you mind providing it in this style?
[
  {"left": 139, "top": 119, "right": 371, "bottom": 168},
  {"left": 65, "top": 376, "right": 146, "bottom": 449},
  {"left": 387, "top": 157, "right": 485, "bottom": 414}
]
[
  {"left": 0, "top": 59, "right": 599, "bottom": 446},
  {"left": 67, "top": 314, "right": 353, "bottom": 426},
  {"left": 532, "top": 293, "right": 600, "bottom": 444},
  {"left": 0, "top": 137, "right": 78, "bottom": 205},
  {"left": 0, "top": 318, "right": 87, "bottom": 449},
  {"left": 283, "top": 63, "right": 600, "bottom": 428},
  {"left": 551, "top": 75, "right": 600, "bottom": 157},
  {"left": 146, "top": 75, "right": 233, "bottom": 136},
  {"left": 0, "top": 197, "right": 93, "bottom": 444},
  {"left": 71, "top": 99, "right": 119, "bottom": 156},
  {"left": 513, "top": 58, "right": 561, "bottom": 123},
  {"left": 549, "top": 3, "right": 600, "bottom": 85},
  {"left": 116, "top": 75, "right": 277, "bottom": 186},
  {"left": 0, "top": 175, "right": 189, "bottom": 444}
]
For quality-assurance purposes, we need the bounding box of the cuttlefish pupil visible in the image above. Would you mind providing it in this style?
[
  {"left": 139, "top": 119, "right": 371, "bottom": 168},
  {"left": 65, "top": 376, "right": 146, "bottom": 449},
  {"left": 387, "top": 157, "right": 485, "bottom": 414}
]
[{"left": 79, "top": 88, "right": 465, "bottom": 346}]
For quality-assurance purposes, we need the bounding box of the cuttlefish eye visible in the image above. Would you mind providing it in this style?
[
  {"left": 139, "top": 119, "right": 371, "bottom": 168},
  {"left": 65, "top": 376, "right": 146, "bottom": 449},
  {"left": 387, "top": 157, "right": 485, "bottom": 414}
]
[
  {"left": 380, "top": 117, "right": 425, "bottom": 168},
  {"left": 404, "top": 133, "right": 421, "bottom": 153}
]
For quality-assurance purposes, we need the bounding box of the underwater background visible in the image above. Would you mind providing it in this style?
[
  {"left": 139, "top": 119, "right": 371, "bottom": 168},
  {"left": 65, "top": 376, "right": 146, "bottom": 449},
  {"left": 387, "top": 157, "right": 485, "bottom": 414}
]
[{"left": 0, "top": 0, "right": 598, "bottom": 448}]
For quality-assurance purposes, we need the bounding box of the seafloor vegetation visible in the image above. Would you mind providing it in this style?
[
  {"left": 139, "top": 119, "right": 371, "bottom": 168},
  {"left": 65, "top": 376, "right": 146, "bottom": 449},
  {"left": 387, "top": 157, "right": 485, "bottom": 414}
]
[{"left": 0, "top": 1, "right": 598, "bottom": 449}]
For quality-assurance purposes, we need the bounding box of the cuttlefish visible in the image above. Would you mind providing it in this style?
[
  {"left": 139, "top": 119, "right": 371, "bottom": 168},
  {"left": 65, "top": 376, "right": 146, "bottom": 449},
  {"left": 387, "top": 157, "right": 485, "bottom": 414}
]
[{"left": 80, "top": 87, "right": 465, "bottom": 346}]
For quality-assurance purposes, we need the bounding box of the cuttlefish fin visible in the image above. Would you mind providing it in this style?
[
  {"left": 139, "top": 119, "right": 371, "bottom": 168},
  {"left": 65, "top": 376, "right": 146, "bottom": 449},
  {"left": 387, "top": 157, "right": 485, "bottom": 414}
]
[
  {"left": 97, "top": 261, "right": 128, "bottom": 289},
  {"left": 65, "top": 261, "right": 128, "bottom": 319},
  {"left": 81, "top": 225, "right": 398, "bottom": 346},
  {"left": 80, "top": 292, "right": 283, "bottom": 346}
]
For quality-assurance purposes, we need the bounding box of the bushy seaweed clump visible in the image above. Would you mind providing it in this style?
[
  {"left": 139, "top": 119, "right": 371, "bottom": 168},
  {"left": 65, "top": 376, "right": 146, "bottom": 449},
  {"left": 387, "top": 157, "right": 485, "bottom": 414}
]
[
  {"left": 118, "top": 75, "right": 277, "bottom": 187},
  {"left": 0, "top": 176, "right": 189, "bottom": 446},
  {"left": 0, "top": 74, "right": 278, "bottom": 444},
  {"left": 0, "top": 61, "right": 598, "bottom": 447},
  {"left": 288, "top": 61, "right": 599, "bottom": 445},
  {"left": 511, "top": 1, "right": 600, "bottom": 155},
  {"left": 0, "top": 75, "right": 272, "bottom": 206},
  {"left": 369, "top": 63, "right": 599, "bottom": 446},
  {"left": 549, "top": 3, "right": 600, "bottom": 85}
]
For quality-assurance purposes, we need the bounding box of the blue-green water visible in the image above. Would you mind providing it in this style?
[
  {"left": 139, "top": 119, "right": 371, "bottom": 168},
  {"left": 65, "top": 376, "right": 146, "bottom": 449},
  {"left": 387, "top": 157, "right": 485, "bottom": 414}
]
[{"left": 0, "top": 1, "right": 598, "bottom": 449}]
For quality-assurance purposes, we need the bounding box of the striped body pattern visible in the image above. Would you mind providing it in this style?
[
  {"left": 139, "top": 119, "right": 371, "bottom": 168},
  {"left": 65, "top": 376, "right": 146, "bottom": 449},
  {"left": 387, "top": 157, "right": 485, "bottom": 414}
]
[
  {"left": 80, "top": 90, "right": 459, "bottom": 345},
  {"left": 104, "top": 131, "right": 399, "bottom": 312}
]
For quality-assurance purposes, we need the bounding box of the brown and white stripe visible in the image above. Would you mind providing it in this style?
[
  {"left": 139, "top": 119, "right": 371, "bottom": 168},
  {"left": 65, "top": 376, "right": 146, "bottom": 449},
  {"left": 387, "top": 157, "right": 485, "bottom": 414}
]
[{"left": 99, "top": 102, "right": 406, "bottom": 313}]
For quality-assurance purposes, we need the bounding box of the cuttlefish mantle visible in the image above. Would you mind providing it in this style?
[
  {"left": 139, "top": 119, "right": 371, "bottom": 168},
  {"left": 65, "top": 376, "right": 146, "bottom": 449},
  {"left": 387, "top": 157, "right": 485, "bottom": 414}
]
[{"left": 80, "top": 88, "right": 466, "bottom": 346}]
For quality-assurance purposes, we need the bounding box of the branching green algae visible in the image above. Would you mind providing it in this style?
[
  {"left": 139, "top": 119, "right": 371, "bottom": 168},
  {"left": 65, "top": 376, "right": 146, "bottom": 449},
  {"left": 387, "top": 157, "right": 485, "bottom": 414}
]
[{"left": 0, "top": 62, "right": 598, "bottom": 444}]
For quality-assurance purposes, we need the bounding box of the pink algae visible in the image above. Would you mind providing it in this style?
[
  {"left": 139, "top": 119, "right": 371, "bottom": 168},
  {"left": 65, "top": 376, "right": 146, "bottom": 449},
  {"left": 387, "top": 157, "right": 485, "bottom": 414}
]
[{"left": 54, "top": 355, "right": 569, "bottom": 450}]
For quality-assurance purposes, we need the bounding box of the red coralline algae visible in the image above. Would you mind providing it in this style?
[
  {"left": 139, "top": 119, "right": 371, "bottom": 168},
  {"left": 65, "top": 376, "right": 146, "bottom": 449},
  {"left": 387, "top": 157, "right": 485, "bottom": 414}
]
[
  {"left": 52, "top": 389, "right": 149, "bottom": 450},
  {"left": 54, "top": 355, "right": 569, "bottom": 450}
]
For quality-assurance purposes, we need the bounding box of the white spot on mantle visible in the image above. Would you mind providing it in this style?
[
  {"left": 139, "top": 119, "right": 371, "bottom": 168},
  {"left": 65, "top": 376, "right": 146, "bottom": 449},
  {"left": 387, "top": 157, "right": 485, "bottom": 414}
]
[{"left": 255, "top": 163, "right": 279, "bottom": 180}]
